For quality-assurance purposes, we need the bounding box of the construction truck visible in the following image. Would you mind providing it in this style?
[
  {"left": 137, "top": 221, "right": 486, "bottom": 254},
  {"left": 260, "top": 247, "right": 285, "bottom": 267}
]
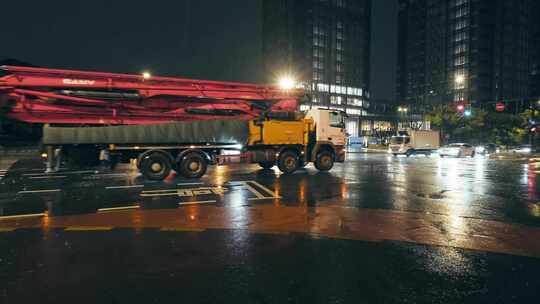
[
  {"left": 0, "top": 65, "right": 346, "bottom": 180},
  {"left": 41, "top": 109, "right": 346, "bottom": 180}
]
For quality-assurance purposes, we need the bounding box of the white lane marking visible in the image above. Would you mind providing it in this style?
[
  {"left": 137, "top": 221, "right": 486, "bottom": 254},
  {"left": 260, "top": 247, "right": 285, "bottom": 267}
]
[
  {"left": 178, "top": 200, "right": 216, "bottom": 206},
  {"left": 140, "top": 192, "right": 177, "bottom": 197},
  {"left": 23, "top": 170, "right": 97, "bottom": 177},
  {"left": 227, "top": 180, "right": 282, "bottom": 200},
  {"left": 98, "top": 205, "right": 140, "bottom": 212},
  {"left": 249, "top": 181, "right": 278, "bottom": 197},
  {"left": 105, "top": 185, "right": 144, "bottom": 190},
  {"left": 248, "top": 197, "right": 281, "bottom": 201},
  {"left": 17, "top": 189, "right": 61, "bottom": 195},
  {"left": 142, "top": 187, "right": 216, "bottom": 194},
  {"left": 91, "top": 173, "right": 130, "bottom": 177},
  {"left": 177, "top": 182, "right": 204, "bottom": 186},
  {"left": 244, "top": 183, "right": 265, "bottom": 199},
  {"left": 29, "top": 175, "right": 67, "bottom": 180},
  {"left": 0, "top": 213, "right": 46, "bottom": 220}
]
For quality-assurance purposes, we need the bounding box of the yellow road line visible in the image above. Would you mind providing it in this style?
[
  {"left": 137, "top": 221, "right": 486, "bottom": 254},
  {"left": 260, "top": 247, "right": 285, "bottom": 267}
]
[
  {"left": 98, "top": 206, "right": 140, "bottom": 212},
  {"left": 178, "top": 200, "right": 216, "bottom": 206},
  {"left": 64, "top": 226, "right": 113, "bottom": 232},
  {"left": 0, "top": 213, "right": 45, "bottom": 221},
  {"left": 160, "top": 227, "right": 206, "bottom": 232}
]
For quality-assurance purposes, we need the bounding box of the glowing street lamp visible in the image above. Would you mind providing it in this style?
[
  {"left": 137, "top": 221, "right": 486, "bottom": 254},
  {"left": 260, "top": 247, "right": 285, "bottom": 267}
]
[
  {"left": 455, "top": 74, "right": 465, "bottom": 85},
  {"left": 278, "top": 76, "right": 296, "bottom": 90},
  {"left": 142, "top": 71, "right": 152, "bottom": 80}
]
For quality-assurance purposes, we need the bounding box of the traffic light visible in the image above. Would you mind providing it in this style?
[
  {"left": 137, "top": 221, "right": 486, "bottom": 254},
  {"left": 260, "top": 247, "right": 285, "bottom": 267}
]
[
  {"left": 464, "top": 104, "right": 472, "bottom": 117},
  {"left": 456, "top": 104, "right": 465, "bottom": 113},
  {"left": 530, "top": 125, "right": 539, "bottom": 134}
]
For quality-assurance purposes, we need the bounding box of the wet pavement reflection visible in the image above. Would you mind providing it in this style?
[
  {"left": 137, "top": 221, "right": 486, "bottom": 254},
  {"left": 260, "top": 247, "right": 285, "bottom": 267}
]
[
  {"left": 2, "top": 154, "right": 540, "bottom": 303},
  {"left": 1, "top": 154, "right": 539, "bottom": 227}
]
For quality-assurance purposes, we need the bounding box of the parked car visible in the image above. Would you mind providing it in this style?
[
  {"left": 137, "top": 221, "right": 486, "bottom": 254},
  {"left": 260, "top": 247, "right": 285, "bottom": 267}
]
[
  {"left": 439, "top": 143, "right": 475, "bottom": 158},
  {"left": 475, "top": 143, "right": 500, "bottom": 155}
]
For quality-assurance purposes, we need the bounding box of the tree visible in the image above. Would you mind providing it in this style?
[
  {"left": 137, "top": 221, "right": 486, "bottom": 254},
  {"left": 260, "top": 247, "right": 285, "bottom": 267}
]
[{"left": 427, "top": 104, "right": 530, "bottom": 146}]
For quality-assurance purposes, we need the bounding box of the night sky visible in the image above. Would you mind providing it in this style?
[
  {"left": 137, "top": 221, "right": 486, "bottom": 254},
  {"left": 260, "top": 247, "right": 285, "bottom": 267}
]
[{"left": 0, "top": 0, "right": 398, "bottom": 101}]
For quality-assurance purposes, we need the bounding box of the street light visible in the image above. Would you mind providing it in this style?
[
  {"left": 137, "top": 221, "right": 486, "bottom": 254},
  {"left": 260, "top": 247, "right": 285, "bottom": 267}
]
[
  {"left": 278, "top": 75, "right": 296, "bottom": 90},
  {"left": 455, "top": 74, "right": 465, "bottom": 85},
  {"left": 142, "top": 71, "right": 151, "bottom": 80}
]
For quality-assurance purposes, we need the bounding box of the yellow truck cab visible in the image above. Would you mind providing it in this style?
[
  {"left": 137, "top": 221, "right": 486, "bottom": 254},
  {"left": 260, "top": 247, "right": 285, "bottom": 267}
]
[{"left": 247, "top": 109, "right": 347, "bottom": 174}]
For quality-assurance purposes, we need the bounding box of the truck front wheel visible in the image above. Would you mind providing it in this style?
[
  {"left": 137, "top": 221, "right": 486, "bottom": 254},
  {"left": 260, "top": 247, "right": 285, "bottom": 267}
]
[
  {"left": 141, "top": 153, "right": 172, "bottom": 181},
  {"left": 315, "top": 151, "right": 335, "bottom": 171},
  {"left": 278, "top": 151, "right": 299, "bottom": 174},
  {"left": 179, "top": 153, "right": 208, "bottom": 179}
]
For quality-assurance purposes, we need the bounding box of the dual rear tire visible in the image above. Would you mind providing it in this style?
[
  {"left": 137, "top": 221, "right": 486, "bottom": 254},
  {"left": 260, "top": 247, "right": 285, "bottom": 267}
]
[
  {"left": 276, "top": 150, "right": 335, "bottom": 174},
  {"left": 140, "top": 152, "right": 208, "bottom": 181}
]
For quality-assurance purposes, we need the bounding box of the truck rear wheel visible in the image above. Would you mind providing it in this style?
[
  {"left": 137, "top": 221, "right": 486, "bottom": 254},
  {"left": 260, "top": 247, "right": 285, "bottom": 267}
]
[
  {"left": 258, "top": 161, "right": 275, "bottom": 170},
  {"left": 141, "top": 153, "right": 172, "bottom": 181},
  {"left": 278, "top": 151, "right": 299, "bottom": 174},
  {"left": 178, "top": 152, "right": 208, "bottom": 179},
  {"left": 315, "top": 151, "right": 335, "bottom": 171}
]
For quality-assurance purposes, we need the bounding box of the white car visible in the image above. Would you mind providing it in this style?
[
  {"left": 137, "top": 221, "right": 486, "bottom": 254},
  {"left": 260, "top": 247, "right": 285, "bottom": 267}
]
[
  {"left": 439, "top": 143, "right": 475, "bottom": 158},
  {"left": 510, "top": 145, "right": 534, "bottom": 154}
]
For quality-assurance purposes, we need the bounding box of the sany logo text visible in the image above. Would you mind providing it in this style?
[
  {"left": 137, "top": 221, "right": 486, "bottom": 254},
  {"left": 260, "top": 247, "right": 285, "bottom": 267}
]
[{"left": 62, "top": 79, "right": 96, "bottom": 85}]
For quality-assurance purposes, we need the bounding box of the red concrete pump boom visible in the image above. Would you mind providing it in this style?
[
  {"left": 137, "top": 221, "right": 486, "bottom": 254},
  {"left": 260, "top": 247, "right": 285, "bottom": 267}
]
[{"left": 0, "top": 66, "right": 302, "bottom": 125}]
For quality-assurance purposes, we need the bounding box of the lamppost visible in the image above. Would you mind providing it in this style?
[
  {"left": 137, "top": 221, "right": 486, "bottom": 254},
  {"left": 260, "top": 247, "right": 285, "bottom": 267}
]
[{"left": 397, "top": 106, "right": 409, "bottom": 130}]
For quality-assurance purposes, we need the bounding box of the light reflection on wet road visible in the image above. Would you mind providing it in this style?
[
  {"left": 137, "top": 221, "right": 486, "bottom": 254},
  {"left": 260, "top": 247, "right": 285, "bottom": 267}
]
[
  {"left": 1, "top": 153, "right": 540, "bottom": 303},
  {"left": 1, "top": 154, "right": 539, "bottom": 226}
]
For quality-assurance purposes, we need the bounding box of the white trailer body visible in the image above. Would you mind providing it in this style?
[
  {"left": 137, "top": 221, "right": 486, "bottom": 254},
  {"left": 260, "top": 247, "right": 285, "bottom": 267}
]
[{"left": 389, "top": 131, "right": 440, "bottom": 156}]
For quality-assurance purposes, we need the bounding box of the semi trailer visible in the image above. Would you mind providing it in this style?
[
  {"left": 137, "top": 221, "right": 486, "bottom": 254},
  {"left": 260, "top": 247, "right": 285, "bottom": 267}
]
[{"left": 41, "top": 109, "right": 347, "bottom": 180}]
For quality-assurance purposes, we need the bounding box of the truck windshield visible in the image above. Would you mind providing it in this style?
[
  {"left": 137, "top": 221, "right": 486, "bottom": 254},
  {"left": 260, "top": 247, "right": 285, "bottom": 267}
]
[
  {"left": 390, "top": 136, "right": 410, "bottom": 144},
  {"left": 329, "top": 111, "right": 345, "bottom": 128}
]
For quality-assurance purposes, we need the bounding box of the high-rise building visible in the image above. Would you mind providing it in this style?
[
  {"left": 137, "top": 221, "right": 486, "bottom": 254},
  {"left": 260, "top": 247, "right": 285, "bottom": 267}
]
[
  {"left": 263, "top": 0, "right": 372, "bottom": 136},
  {"left": 397, "top": 0, "right": 540, "bottom": 111}
]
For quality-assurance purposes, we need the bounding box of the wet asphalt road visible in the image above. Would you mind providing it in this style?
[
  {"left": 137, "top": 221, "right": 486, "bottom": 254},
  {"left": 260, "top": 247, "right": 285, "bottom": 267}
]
[
  {"left": 1, "top": 153, "right": 539, "bottom": 225},
  {"left": 1, "top": 153, "right": 540, "bottom": 303}
]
